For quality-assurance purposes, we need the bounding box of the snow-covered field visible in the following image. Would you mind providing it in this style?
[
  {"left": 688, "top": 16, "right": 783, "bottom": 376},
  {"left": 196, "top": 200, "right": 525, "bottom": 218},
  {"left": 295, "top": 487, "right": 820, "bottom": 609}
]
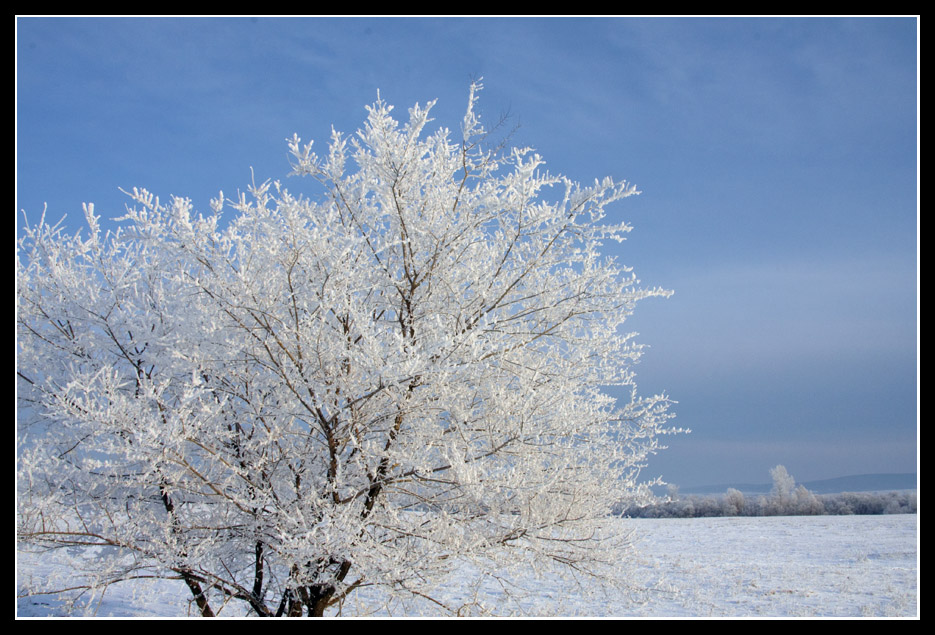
[
  {"left": 17, "top": 514, "right": 917, "bottom": 618},
  {"left": 619, "top": 514, "right": 918, "bottom": 617}
]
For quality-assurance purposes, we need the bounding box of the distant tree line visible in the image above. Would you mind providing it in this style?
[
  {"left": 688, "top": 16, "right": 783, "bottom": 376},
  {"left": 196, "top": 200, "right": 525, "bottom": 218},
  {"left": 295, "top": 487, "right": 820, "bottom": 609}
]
[{"left": 615, "top": 465, "right": 917, "bottom": 518}]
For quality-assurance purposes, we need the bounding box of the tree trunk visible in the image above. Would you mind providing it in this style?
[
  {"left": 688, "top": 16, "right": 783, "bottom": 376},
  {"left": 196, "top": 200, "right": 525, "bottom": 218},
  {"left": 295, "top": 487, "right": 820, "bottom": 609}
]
[{"left": 183, "top": 576, "right": 215, "bottom": 617}]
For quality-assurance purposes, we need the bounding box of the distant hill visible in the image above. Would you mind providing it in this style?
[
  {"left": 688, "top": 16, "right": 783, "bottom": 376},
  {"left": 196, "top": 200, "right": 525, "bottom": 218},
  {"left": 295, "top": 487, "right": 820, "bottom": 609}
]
[{"left": 678, "top": 473, "right": 917, "bottom": 496}]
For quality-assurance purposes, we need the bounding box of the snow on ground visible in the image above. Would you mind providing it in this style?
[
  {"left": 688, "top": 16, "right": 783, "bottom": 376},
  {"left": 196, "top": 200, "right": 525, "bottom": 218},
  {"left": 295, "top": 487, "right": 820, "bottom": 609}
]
[
  {"left": 618, "top": 514, "right": 918, "bottom": 617},
  {"left": 17, "top": 514, "right": 917, "bottom": 618}
]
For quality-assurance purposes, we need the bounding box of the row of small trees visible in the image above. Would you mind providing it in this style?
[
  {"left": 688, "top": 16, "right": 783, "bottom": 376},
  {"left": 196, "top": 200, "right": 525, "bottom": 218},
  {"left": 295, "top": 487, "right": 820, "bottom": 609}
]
[{"left": 616, "top": 466, "right": 917, "bottom": 518}]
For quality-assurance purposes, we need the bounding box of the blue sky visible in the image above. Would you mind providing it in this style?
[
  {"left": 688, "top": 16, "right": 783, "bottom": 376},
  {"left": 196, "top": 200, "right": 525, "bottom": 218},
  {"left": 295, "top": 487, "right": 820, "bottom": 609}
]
[{"left": 15, "top": 17, "right": 918, "bottom": 488}]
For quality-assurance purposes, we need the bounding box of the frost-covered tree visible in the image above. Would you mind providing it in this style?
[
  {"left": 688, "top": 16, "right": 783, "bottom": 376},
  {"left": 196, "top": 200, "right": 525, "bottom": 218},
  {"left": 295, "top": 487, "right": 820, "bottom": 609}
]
[
  {"left": 723, "top": 488, "right": 746, "bottom": 516},
  {"left": 769, "top": 465, "right": 797, "bottom": 513},
  {"left": 17, "top": 82, "right": 677, "bottom": 617},
  {"left": 767, "top": 465, "right": 824, "bottom": 516}
]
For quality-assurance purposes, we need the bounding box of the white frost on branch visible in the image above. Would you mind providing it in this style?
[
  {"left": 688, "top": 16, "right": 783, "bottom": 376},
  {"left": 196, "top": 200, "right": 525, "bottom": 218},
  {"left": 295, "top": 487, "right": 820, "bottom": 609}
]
[{"left": 17, "top": 81, "right": 680, "bottom": 617}]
